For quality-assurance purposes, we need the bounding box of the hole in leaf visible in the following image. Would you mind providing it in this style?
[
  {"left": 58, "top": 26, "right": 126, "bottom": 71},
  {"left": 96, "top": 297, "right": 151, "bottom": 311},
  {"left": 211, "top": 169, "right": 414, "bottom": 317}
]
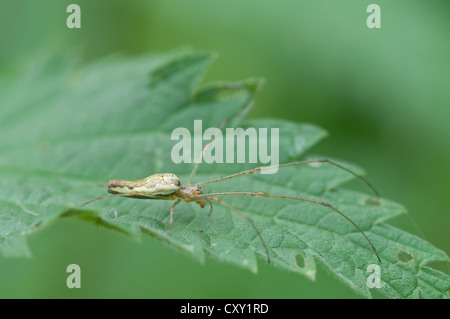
[
  {"left": 294, "top": 254, "right": 306, "bottom": 269},
  {"left": 364, "top": 197, "right": 381, "bottom": 207},
  {"left": 396, "top": 249, "right": 414, "bottom": 264}
]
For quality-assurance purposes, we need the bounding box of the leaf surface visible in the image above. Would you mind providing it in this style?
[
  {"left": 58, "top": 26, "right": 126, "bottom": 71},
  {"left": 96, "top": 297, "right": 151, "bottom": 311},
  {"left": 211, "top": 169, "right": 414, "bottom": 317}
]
[{"left": 0, "top": 50, "right": 448, "bottom": 298}]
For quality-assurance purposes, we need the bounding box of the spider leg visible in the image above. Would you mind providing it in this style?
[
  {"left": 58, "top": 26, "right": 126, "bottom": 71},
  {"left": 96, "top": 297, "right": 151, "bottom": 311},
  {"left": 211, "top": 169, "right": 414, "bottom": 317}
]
[
  {"left": 81, "top": 192, "right": 145, "bottom": 206},
  {"left": 209, "top": 196, "right": 271, "bottom": 264},
  {"left": 169, "top": 199, "right": 182, "bottom": 233},
  {"left": 208, "top": 200, "right": 213, "bottom": 216},
  {"left": 198, "top": 191, "right": 381, "bottom": 262},
  {"left": 197, "top": 158, "right": 379, "bottom": 197}
]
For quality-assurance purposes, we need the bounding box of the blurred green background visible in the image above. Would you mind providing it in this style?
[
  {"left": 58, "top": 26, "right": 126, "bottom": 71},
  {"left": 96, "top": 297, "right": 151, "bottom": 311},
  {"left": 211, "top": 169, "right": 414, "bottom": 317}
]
[{"left": 0, "top": 0, "right": 449, "bottom": 298}]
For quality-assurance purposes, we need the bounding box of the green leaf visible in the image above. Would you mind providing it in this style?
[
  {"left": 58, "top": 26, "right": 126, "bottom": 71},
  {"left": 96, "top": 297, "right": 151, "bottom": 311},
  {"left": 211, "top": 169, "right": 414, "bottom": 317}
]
[{"left": 0, "top": 49, "right": 448, "bottom": 299}]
